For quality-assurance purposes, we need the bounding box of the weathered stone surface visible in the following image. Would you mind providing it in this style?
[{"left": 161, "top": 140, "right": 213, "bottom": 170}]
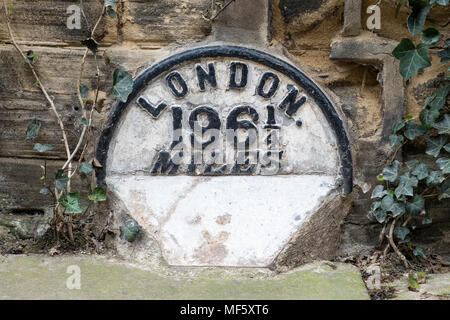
[
  {"left": 0, "top": 0, "right": 116, "bottom": 45},
  {"left": 0, "top": 210, "right": 52, "bottom": 239},
  {"left": 0, "top": 45, "right": 159, "bottom": 159},
  {"left": 0, "top": 157, "right": 86, "bottom": 210},
  {"left": 389, "top": 273, "right": 450, "bottom": 300},
  {"left": 342, "top": 0, "right": 361, "bottom": 36},
  {"left": 213, "top": 0, "right": 270, "bottom": 44},
  {"left": 0, "top": 255, "right": 370, "bottom": 300},
  {"left": 121, "top": 0, "right": 211, "bottom": 46}
]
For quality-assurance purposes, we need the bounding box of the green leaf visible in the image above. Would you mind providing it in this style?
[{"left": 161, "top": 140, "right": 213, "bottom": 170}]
[
  {"left": 33, "top": 143, "right": 53, "bottom": 153},
  {"left": 80, "top": 117, "right": 89, "bottom": 126},
  {"left": 406, "top": 194, "right": 424, "bottom": 215},
  {"left": 426, "top": 170, "right": 443, "bottom": 185},
  {"left": 406, "top": 159, "right": 419, "bottom": 169},
  {"left": 427, "top": 86, "right": 450, "bottom": 110},
  {"left": 78, "top": 162, "right": 93, "bottom": 175},
  {"left": 39, "top": 187, "right": 50, "bottom": 195},
  {"left": 399, "top": 43, "right": 431, "bottom": 81},
  {"left": 382, "top": 160, "right": 400, "bottom": 182},
  {"left": 81, "top": 37, "right": 98, "bottom": 53},
  {"left": 26, "top": 119, "right": 41, "bottom": 140},
  {"left": 407, "top": 2, "right": 430, "bottom": 35},
  {"left": 106, "top": 7, "right": 116, "bottom": 18},
  {"left": 373, "top": 209, "right": 387, "bottom": 223},
  {"left": 120, "top": 219, "right": 140, "bottom": 242},
  {"left": 392, "top": 38, "right": 416, "bottom": 59},
  {"left": 421, "top": 27, "right": 440, "bottom": 45},
  {"left": 79, "top": 85, "right": 89, "bottom": 100},
  {"left": 440, "top": 179, "right": 450, "bottom": 199},
  {"left": 377, "top": 174, "right": 384, "bottom": 181},
  {"left": 391, "top": 201, "right": 406, "bottom": 217},
  {"left": 110, "top": 69, "right": 133, "bottom": 103},
  {"left": 371, "top": 185, "right": 386, "bottom": 199},
  {"left": 395, "top": 172, "right": 418, "bottom": 198},
  {"left": 88, "top": 187, "right": 106, "bottom": 201},
  {"left": 370, "top": 201, "right": 382, "bottom": 212},
  {"left": 381, "top": 194, "right": 395, "bottom": 211},
  {"left": 26, "top": 50, "right": 37, "bottom": 64},
  {"left": 438, "top": 47, "right": 450, "bottom": 63},
  {"left": 54, "top": 169, "right": 68, "bottom": 190},
  {"left": 389, "top": 134, "right": 404, "bottom": 147},
  {"left": 413, "top": 247, "right": 427, "bottom": 259},
  {"left": 392, "top": 120, "right": 406, "bottom": 133},
  {"left": 432, "top": 0, "right": 449, "bottom": 5},
  {"left": 433, "top": 114, "right": 450, "bottom": 134},
  {"left": 425, "top": 135, "right": 447, "bottom": 157},
  {"left": 436, "top": 157, "right": 450, "bottom": 174},
  {"left": 58, "top": 192, "right": 82, "bottom": 214},
  {"left": 404, "top": 121, "right": 426, "bottom": 140},
  {"left": 422, "top": 214, "right": 432, "bottom": 225},
  {"left": 412, "top": 163, "right": 429, "bottom": 180},
  {"left": 419, "top": 107, "right": 440, "bottom": 129},
  {"left": 104, "top": 0, "right": 116, "bottom": 6},
  {"left": 445, "top": 143, "right": 450, "bottom": 153},
  {"left": 395, "top": 226, "right": 410, "bottom": 240},
  {"left": 408, "top": 274, "right": 419, "bottom": 291}
]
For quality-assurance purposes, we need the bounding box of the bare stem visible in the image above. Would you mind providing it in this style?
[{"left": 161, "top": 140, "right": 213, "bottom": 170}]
[
  {"left": 389, "top": 216, "right": 409, "bottom": 268},
  {"left": 210, "top": 0, "right": 236, "bottom": 21}
]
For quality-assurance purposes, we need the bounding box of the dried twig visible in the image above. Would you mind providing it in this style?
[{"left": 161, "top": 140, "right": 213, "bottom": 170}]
[{"left": 388, "top": 216, "right": 409, "bottom": 268}]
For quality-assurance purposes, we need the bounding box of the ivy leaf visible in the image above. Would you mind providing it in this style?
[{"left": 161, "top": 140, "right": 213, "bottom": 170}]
[
  {"left": 426, "top": 170, "right": 443, "bottom": 185},
  {"left": 420, "top": 27, "right": 440, "bottom": 45},
  {"left": 427, "top": 86, "right": 449, "bottom": 110},
  {"left": 54, "top": 169, "right": 68, "bottom": 190},
  {"left": 40, "top": 187, "right": 50, "bottom": 195},
  {"left": 395, "top": 226, "right": 410, "bottom": 240},
  {"left": 438, "top": 47, "right": 450, "bottom": 63},
  {"left": 120, "top": 219, "right": 140, "bottom": 242},
  {"left": 106, "top": 7, "right": 116, "bottom": 18},
  {"left": 395, "top": 172, "right": 418, "bottom": 198},
  {"left": 382, "top": 160, "right": 400, "bottom": 182},
  {"left": 81, "top": 37, "right": 99, "bottom": 53},
  {"left": 104, "top": 0, "right": 116, "bottom": 6},
  {"left": 412, "top": 163, "right": 429, "bottom": 180},
  {"left": 370, "top": 201, "right": 382, "bottom": 212},
  {"left": 391, "top": 201, "right": 406, "bottom": 217},
  {"left": 78, "top": 162, "right": 93, "bottom": 175},
  {"left": 80, "top": 117, "right": 89, "bottom": 126},
  {"left": 431, "top": 0, "right": 449, "bottom": 5},
  {"left": 419, "top": 107, "right": 440, "bottom": 129},
  {"left": 389, "top": 134, "right": 404, "bottom": 147},
  {"left": 381, "top": 194, "right": 395, "bottom": 211},
  {"left": 408, "top": 274, "right": 419, "bottom": 291},
  {"left": 406, "top": 159, "right": 419, "bottom": 169},
  {"left": 88, "top": 187, "right": 106, "bottom": 201},
  {"left": 422, "top": 213, "right": 432, "bottom": 225},
  {"left": 413, "top": 247, "right": 427, "bottom": 259},
  {"left": 407, "top": 1, "right": 430, "bottom": 35},
  {"left": 110, "top": 69, "right": 133, "bottom": 103},
  {"left": 373, "top": 209, "right": 387, "bottom": 223},
  {"left": 404, "top": 121, "right": 426, "bottom": 140},
  {"left": 79, "top": 85, "right": 89, "bottom": 101},
  {"left": 406, "top": 194, "right": 424, "bottom": 215},
  {"left": 425, "top": 135, "right": 447, "bottom": 157},
  {"left": 371, "top": 185, "right": 386, "bottom": 199},
  {"left": 433, "top": 114, "right": 450, "bottom": 134},
  {"left": 392, "top": 120, "right": 406, "bottom": 133},
  {"left": 436, "top": 157, "right": 450, "bottom": 174},
  {"left": 33, "top": 143, "right": 53, "bottom": 153},
  {"left": 26, "top": 119, "right": 41, "bottom": 140},
  {"left": 58, "top": 192, "right": 82, "bottom": 214},
  {"left": 25, "top": 50, "right": 37, "bottom": 64},
  {"left": 445, "top": 143, "right": 450, "bottom": 153},
  {"left": 393, "top": 40, "right": 431, "bottom": 81},
  {"left": 440, "top": 179, "right": 450, "bottom": 199}
]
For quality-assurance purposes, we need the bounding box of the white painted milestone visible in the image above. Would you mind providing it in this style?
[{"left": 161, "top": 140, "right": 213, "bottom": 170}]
[{"left": 106, "top": 56, "right": 342, "bottom": 267}]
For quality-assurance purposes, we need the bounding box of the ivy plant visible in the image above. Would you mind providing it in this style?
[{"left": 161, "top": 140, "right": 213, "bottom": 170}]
[{"left": 368, "top": 0, "right": 449, "bottom": 267}]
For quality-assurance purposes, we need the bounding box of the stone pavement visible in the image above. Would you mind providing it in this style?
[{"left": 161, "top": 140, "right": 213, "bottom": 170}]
[{"left": 0, "top": 255, "right": 369, "bottom": 300}]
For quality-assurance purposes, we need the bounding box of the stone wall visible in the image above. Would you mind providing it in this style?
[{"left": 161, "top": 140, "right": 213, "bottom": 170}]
[{"left": 0, "top": 0, "right": 449, "bottom": 260}]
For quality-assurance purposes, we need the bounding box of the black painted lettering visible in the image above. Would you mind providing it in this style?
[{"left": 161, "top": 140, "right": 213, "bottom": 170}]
[
  {"left": 257, "top": 72, "right": 280, "bottom": 98},
  {"left": 279, "top": 85, "right": 307, "bottom": 117},
  {"left": 196, "top": 63, "right": 217, "bottom": 90},
  {"left": 229, "top": 62, "right": 248, "bottom": 89},
  {"left": 137, "top": 96, "right": 167, "bottom": 119},
  {"left": 166, "top": 71, "right": 188, "bottom": 98}
]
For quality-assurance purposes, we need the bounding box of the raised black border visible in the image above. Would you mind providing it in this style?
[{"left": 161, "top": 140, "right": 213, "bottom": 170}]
[{"left": 96, "top": 45, "right": 353, "bottom": 193}]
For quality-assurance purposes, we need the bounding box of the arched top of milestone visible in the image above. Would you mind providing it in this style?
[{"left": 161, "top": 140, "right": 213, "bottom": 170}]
[{"left": 96, "top": 45, "right": 352, "bottom": 193}]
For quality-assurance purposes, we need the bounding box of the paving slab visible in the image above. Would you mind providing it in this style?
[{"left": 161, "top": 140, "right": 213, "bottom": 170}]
[
  {"left": 389, "top": 273, "right": 450, "bottom": 300},
  {"left": 0, "top": 255, "right": 370, "bottom": 300}
]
